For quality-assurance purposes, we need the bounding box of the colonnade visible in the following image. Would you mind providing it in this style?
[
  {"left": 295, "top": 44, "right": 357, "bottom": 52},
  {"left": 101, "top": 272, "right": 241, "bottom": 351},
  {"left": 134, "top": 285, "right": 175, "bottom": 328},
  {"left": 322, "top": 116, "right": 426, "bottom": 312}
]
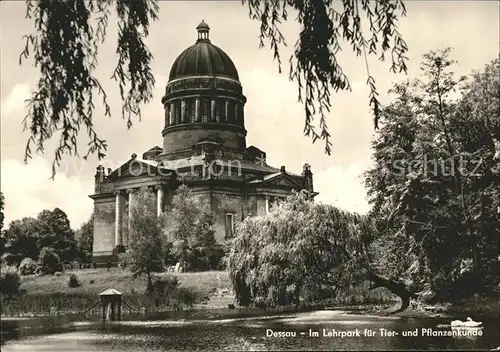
[
  {"left": 114, "top": 185, "right": 164, "bottom": 248},
  {"left": 164, "top": 97, "right": 244, "bottom": 127}
]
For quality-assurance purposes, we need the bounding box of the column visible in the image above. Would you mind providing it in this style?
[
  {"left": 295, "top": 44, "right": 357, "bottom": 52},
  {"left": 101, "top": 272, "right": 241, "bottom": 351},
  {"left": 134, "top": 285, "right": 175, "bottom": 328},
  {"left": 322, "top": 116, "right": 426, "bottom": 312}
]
[
  {"left": 169, "top": 102, "right": 174, "bottom": 125},
  {"left": 195, "top": 98, "right": 200, "bottom": 122},
  {"left": 224, "top": 101, "right": 229, "bottom": 123},
  {"left": 156, "top": 185, "right": 164, "bottom": 217},
  {"left": 211, "top": 99, "right": 216, "bottom": 122},
  {"left": 181, "top": 100, "right": 186, "bottom": 123},
  {"left": 115, "top": 191, "right": 123, "bottom": 248},
  {"left": 126, "top": 189, "right": 134, "bottom": 247}
]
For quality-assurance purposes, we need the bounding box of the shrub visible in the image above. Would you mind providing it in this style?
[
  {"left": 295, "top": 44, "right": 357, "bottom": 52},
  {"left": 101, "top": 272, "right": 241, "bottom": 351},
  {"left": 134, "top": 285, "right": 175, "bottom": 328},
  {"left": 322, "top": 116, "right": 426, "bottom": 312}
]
[
  {"left": 184, "top": 245, "right": 226, "bottom": 272},
  {"left": 1, "top": 252, "right": 18, "bottom": 266},
  {"left": 68, "top": 273, "right": 82, "bottom": 288},
  {"left": 0, "top": 265, "right": 21, "bottom": 295},
  {"left": 38, "top": 247, "right": 63, "bottom": 275},
  {"left": 19, "top": 258, "right": 38, "bottom": 276},
  {"left": 147, "top": 275, "right": 179, "bottom": 306}
]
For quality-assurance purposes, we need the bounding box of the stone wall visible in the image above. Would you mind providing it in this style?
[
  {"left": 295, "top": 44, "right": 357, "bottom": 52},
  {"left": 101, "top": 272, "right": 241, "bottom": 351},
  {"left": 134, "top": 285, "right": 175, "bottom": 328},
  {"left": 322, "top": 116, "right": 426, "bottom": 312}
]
[
  {"left": 162, "top": 124, "right": 246, "bottom": 156},
  {"left": 211, "top": 192, "right": 245, "bottom": 242},
  {"left": 92, "top": 197, "right": 115, "bottom": 259}
]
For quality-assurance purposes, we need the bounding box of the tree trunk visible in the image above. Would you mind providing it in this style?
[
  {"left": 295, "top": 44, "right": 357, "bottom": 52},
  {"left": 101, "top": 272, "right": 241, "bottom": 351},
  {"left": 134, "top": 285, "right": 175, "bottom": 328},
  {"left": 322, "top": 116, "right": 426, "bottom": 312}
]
[{"left": 368, "top": 271, "right": 416, "bottom": 313}]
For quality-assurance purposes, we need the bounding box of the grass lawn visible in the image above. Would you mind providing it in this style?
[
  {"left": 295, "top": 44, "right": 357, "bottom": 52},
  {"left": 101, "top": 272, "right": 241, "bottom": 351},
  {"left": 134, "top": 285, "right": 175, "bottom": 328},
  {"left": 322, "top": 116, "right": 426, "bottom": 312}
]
[{"left": 20, "top": 268, "right": 232, "bottom": 298}]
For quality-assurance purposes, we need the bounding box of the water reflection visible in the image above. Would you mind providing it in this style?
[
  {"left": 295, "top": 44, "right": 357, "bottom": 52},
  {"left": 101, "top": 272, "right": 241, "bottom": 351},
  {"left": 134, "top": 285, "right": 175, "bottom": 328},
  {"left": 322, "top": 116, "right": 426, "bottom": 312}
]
[{"left": 1, "top": 310, "right": 498, "bottom": 351}]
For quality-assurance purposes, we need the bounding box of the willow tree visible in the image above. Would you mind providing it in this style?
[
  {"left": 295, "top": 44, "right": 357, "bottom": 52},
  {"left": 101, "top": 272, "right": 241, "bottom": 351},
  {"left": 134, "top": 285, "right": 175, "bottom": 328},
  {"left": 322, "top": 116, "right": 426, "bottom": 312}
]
[
  {"left": 227, "top": 190, "right": 415, "bottom": 311},
  {"left": 19, "top": 0, "right": 408, "bottom": 177}
]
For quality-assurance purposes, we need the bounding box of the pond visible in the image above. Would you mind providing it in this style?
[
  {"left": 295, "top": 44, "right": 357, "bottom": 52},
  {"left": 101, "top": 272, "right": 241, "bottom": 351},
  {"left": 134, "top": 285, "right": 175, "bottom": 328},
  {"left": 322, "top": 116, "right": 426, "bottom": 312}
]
[{"left": 1, "top": 309, "right": 498, "bottom": 351}]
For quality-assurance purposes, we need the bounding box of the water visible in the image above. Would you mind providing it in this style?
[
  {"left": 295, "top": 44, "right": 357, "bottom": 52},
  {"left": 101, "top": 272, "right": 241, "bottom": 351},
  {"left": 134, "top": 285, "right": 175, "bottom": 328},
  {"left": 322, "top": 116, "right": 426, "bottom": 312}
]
[{"left": 1, "top": 310, "right": 498, "bottom": 351}]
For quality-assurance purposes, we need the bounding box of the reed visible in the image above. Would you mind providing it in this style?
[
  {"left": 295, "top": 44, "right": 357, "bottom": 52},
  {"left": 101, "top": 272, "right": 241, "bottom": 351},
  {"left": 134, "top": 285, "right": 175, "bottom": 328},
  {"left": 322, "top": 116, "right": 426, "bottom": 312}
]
[{"left": 0, "top": 288, "right": 199, "bottom": 317}]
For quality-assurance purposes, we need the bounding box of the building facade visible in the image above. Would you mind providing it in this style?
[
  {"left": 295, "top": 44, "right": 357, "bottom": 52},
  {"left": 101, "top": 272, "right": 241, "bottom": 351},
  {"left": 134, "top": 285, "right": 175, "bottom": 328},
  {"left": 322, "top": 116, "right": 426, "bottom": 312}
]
[{"left": 89, "top": 21, "right": 318, "bottom": 265}]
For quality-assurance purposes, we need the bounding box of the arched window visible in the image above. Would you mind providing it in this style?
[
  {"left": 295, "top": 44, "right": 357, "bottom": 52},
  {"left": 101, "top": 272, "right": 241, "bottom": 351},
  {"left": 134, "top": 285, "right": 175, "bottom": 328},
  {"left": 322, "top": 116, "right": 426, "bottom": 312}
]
[
  {"left": 215, "top": 100, "right": 222, "bottom": 122},
  {"left": 186, "top": 99, "right": 196, "bottom": 122},
  {"left": 175, "top": 101, "right": 181, "bottom": 124},
  {"left": 201, "top": 99, "right": 210, "bottom": 123},
  {"left": 226, "top": 101, "right": 234, "bottom": 123},
  {"left": 169, "top": 103, "right": 175, "bottom": 125}
]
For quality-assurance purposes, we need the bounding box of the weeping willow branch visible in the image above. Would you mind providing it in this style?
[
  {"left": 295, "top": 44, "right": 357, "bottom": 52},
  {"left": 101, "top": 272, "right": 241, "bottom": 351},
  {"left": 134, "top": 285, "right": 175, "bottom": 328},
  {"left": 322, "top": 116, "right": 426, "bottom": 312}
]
[
  {"left": 245, "top": 0, "right": 409, "bottom": 154},
  {"left": 20, "top": 0, "right": 159, "bottom": 178}
]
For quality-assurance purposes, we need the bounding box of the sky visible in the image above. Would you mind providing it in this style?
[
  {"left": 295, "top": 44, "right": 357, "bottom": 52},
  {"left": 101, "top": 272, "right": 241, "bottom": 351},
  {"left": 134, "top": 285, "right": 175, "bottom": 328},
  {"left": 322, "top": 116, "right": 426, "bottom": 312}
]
[{"left": 1, "top": 1, "right": 499, "bottom": 229}]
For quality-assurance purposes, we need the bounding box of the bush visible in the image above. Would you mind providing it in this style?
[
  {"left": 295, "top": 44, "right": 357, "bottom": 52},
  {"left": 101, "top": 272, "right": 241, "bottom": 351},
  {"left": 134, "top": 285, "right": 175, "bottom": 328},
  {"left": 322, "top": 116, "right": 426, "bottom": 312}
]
[
  {"left": 1, "top": 252, "right": 18, "bottom": 266},
  {"left": 184, "top": 245, "right": 226, "bottom": 272},
  {"left": 147, "top": 275, "right": 180, "bottom": 307},
  {"left": 0, "top": 265, "right": 21, "bottom": 295},
  {"left": 19, "top": 258, "right": 38, "bottom": 276},
  {"left": 38, "top": 247, "right": 63, "bottom": 275},
  {"left": 68, "top": 273, "right": 82, "bottom": 288}
]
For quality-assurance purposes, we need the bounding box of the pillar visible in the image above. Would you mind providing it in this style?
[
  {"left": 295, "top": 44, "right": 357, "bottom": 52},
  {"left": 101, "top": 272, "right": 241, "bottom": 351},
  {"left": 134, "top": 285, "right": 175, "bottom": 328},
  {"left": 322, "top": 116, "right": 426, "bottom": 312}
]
[
  {"left": 181, "top": 100, "right": 186, "bottom": 123},
  {"left": 211, "top": 99, "right": 216, "bottom": 122},
  {"left": 224, "top": 101, "right": 229, "bottom": 123},
  {"left": 115, "top": 191, "right": 123, "bottom": 248},
  {"left": 126, "top": 189, "right": 134, "bottom": 246},
  {"left": 169, "top": 102, "right": 174, "bottom": 125},
  {"left": 156, "top": 185, "right": 164, "bottom": 217},
  {"left": 195, "top": 98, "right": 200, "bottom": 122}
]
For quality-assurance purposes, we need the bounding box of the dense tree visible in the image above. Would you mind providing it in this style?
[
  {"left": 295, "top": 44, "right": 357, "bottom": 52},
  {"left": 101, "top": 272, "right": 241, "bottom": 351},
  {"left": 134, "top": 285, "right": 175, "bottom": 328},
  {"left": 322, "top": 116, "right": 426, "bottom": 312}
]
[
  {"left": 19, "top": 0, "right": 408, "bottom": 177},
  {"left": 2, "top": 208, "right": 78, "bottom": 265},
  {"left": 167, "top": 185, "right": 215, "bottom": 248},
  {"left": 364, "top": 50, "right": 499, "bottom": 302},
  {"left": 166, "top": 185, "right": 218, "bottom": 271},
  {"left": 2, "top": 217, "right": 40, "bottom": 265},
  {"left": 127, "top": 187, "right": 166, "bottom": 291},
  {"left": 38, "top": 246, "right": 63, "bottom": 275},
  {"left": 36, "top": 208, "right": 78, "bottom": 263},
  {"left": 75, "top": 213, "right": 94, "bottom": 263}
]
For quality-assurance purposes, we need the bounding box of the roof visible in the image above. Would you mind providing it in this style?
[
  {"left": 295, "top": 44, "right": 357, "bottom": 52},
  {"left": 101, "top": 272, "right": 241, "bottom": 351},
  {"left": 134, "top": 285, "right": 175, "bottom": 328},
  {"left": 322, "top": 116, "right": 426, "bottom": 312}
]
[
  {"left": 168, "top": 23, "right": 239, "bottom": 81},
  {"left": 160, "top": 156, "right": 282, "bottom": 174},
  {"left": 99, "top": 288, "right": 122, "bottom": 296}
]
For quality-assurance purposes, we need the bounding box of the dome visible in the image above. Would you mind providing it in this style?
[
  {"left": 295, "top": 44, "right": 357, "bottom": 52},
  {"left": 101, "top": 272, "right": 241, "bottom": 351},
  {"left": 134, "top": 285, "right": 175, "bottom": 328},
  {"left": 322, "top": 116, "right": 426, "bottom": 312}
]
[{"left": 168, "top": 21, "right": 239, "bottom": 81}]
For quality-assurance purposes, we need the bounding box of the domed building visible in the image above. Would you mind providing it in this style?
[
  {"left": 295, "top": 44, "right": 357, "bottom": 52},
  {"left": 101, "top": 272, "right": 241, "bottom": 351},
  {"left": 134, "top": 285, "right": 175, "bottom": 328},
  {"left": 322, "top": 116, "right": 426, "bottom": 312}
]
[{"left": 89, "top": 21, "right": 317, "bottom": 266}]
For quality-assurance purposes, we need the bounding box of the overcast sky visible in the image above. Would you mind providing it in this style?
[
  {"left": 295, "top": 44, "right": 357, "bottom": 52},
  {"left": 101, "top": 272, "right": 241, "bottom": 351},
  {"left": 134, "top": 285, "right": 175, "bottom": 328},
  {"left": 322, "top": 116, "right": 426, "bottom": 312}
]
[{"left": 1, "top": 1, "right": 498, "bottom": 229}]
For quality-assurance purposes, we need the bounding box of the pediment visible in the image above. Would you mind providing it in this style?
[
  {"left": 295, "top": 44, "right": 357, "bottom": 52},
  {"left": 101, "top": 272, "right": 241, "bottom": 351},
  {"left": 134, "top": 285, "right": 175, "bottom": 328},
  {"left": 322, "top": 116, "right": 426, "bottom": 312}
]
[
  {"left": 108, "top": 159, "right": 170, "bottom": 180},
  {"left": 260, "top": 173, "right": 304, "bottom": 189}
]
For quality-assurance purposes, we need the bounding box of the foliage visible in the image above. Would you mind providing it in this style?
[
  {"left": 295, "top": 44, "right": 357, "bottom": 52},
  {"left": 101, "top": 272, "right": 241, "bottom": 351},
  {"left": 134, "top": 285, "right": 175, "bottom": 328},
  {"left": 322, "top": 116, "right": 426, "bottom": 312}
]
[
  {"left": 0, "top": 192, "right": 4, "bottom": 232},
  {"left": 364, "top": 50, "right": 500, "bottom": 301},
  {"left": 127, "top": 187, "right": 166, "bottom": 289},
  {"left": 75, "top": 213, "right": 94, "bottom": 263},
  {"left": 0, "top": 265, "right": 22, "bottom": 295},
  {"left": 3, "top": 208, "right": 78, "bottom": 266},
  {"left": 36, "top": 208, "right": 78, "bottom": 263},
  {"left": 167, "top": 185, "right": 216, "bottom": 247},
  {"left": 38, "top": 247, "right": 63, "bottom": 275},
  {"left": 68, "top": 273, "right": 82, "bottom": 288},
  {"left": 19, "top": 258, "right": 38, "bottom": 276},
  {"left": 228, "top": 190, "right": 375, "bottom": 308},
  {"left": 148, "top": 274, "right": 179, "bottom": 303},
  {"left": 183, "top": 245, "right": 225, "bottom": 272},
  {"left": 2, "top": 217, "right": 40, "bottom": 265},
  {"left": 167, "top": 185, "right": 217, "bottom": 271},
  {"left": 20, "top": 1, "right": 409, "bottom": 176}
]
